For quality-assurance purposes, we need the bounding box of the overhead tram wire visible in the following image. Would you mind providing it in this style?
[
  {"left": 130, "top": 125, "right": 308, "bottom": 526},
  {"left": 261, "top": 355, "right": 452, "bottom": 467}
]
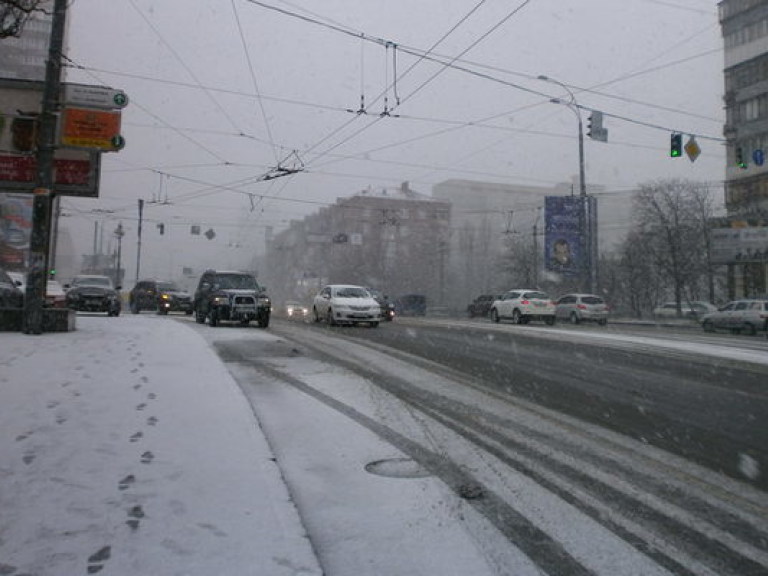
[
  {"left": 298, "top": 0, "right": 534, "bottom": 169},
  {"left": 126, "top": 0, "right": 245, "bottom": 138},
  {"left": 230, "top": 0, "right": 281, "bottom": 166}
]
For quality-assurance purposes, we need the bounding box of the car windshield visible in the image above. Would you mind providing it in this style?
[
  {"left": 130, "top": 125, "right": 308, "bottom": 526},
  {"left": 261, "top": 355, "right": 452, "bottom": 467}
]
[
  {"left": 73, "top": 277, "right": 113, "bottom": 288},
  {"left": 4, "top": 4, "right": 766, "bottom": 576},
  {"left": 334, "top": 287, "right": 369, "bottom": 298},
  {"left": 216, "top": 274, "right": 258, "bottom": 290}
]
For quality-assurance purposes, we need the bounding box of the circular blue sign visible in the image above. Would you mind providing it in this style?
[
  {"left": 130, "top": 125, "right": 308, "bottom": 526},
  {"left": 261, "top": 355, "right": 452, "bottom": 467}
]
[{"left": 753, "top": 149, "right": 764, "bottom": 166}]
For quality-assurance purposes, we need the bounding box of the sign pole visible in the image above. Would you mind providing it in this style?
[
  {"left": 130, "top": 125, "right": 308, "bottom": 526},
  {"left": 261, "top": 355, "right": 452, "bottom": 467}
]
[{"left": 23, "top": 0, "right": 67, "bottom": 334}]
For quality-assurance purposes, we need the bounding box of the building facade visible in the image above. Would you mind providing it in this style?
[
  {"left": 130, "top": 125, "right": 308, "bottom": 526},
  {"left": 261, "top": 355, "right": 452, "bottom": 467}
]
[
  {"left": 719, "top": 0, "right": 768, "bottom": 297},
  {"left": 263, "top": 183, "right": 451, "bottom": 308}
]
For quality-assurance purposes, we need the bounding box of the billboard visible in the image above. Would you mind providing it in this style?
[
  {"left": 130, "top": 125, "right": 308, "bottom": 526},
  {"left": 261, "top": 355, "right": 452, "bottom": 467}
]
[
  {"left": 711, "top": 227, "right": 768, "bottom": 264},
  {"left": 544, "top": 196, "right": 585, "bottom": 277},
  {"left": 0, "top": 79, "right": 101, "bottom": 197}
]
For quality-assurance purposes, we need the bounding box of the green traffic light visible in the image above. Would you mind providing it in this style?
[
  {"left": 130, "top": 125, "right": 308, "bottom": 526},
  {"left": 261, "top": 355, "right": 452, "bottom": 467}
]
[{"left": 670, "top": 133, "right": 682, "bottom": 157}]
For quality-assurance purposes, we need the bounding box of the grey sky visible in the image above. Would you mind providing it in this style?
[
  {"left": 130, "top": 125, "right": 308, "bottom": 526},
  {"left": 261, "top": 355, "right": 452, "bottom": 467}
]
[{"left": 59, "top": 0, "right": 724, "bottom": 280}]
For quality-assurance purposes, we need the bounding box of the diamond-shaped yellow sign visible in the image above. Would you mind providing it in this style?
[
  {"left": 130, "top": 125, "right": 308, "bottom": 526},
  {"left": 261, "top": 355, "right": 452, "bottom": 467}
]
[{"left": 684, "top": 136, "right": 701, "bottom": 162}]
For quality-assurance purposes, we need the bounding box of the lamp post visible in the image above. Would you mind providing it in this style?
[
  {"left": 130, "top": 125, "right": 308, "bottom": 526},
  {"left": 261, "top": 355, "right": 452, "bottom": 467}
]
[
  {"left": 537, "top": 75, "right": 594, "bottom": 293},
  {"left": 114, "top": 222, "right": 124, "bottom": 288}
]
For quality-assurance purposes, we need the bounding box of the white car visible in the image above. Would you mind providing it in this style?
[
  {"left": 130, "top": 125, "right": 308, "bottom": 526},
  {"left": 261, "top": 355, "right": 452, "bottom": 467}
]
[
  {"left": 701, "top": 300, "right": 768, "bottom": 335},
  {"left": 490, "top": 289, "right": 556, "bottom": 325},
  {"left": 312, "top": 284, "right": 381, "bottom": 327}
]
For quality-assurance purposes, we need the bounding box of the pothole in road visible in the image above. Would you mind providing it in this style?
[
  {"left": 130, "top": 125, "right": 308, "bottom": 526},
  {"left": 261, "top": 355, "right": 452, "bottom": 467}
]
[{"left": 364, "top": 457, "right": 432, "bottom": 479}]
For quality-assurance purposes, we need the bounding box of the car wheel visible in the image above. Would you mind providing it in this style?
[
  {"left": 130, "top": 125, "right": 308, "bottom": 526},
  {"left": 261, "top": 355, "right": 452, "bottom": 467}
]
[
  {"left": 545, "top": 316, "right": 556, "bottom": 326},
  {"left": 313, "top": 307, "right": 322, "bottom": 323},
  {"left": 195, "top": 308, "right": 206, "bottom": 324},
  {"left": 369, "top": 321, "right": 379, "bottom": 328},
  {"left": 512, "top": 309, "right": 522, "bottom": 324},
  {"left": 569, "top": 312, "right": 580, "bottom": 325},
  {"left": 185, "top": 310, "right": 193, "bottom": 316},
  {"left": 744, "top": 323, "right": 757, "bottom": 336},
  {"left": 258, "top": 315, "right": 270, "bottom": 328},
  {"left": 490, "top": 308, "right": 500, "bottom": 323},
  {"left": 209, "top": 309, "right": 219, "bottom": 327},
  {"left": 130, "top": 302, "right": 139, "bottom": 314},
  {"left": 598, "top": 319, "right": 607, "bottom": 326},
  {"left": 239, "top": 318, "right": 250, "bottom": 326},
  {"left": 158, "top": 308, "right": 168, "bottom": 316},
  {"left": 326, "top": 308, "right": 336, "bottom": 326}
]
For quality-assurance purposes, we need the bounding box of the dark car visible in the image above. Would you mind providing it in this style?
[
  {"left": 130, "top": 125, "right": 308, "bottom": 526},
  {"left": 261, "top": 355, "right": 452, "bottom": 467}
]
[
  {"left": 395, "top": 293, "right": 427, "bottom": 317},
  {"left": 65, "top": 275, "right": 121, "bottom": 316},
  {"left": 0, "top": 267, "right": 24, "bottom": 308},
  {"left": 193, "top": 269, "right": 270, "bottom": 328},
  {"left": 467, "top": 294, "right": 498, "bottom": 318},
  {"left": 130, "top": 279, "right": 193, "bottom": 315}
]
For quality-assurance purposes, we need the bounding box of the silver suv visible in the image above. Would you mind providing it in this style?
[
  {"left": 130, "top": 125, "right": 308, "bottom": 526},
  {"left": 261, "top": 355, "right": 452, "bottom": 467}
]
[{"left": 700, "top": 300, "right": 768, "bottom": 335}]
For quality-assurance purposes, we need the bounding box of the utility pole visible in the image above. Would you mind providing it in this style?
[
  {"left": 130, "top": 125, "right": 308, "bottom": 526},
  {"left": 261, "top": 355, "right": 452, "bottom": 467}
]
[
  {"left": 23, "top": 0, "right": 67, "bottom": 334},
  {"left": 114, "top": 222, "right": 124, "bottom": 288},
  {"left": 135, "top": 199, "right": 144, "bottom": 283}
]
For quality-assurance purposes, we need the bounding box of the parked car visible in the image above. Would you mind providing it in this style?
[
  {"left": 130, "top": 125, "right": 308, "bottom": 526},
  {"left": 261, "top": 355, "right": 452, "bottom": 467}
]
[
  {"left": 0, "top": 267, "right": 24, "bottom": 308},
  {"left": 44, "top": 279, "right": 67, "bottom": 308},
  {"left": 130, "top": 279, "right": 193, "bottom": 315},
  {"left": 395, "top": 293, "right": 427, "bottom": 317},
  {"left": 653, "top": 301, "right": 717, "bottom": 319},
  {"left": 312, "top": 284, "right": 380, "bottom": 327},
  {"left": 64, "top": 275, "right": 121, "bottom": 316},
  {"left": 467, "top": 294, "right": 499, "bottom": 318},
  {"left": 701, "top": 299, "right": 768, "bottom": 335},
  {"left": 193, "top": 269, "right": 270, "bottom": 328},
  {"left": 490, "top": 289, "right": 556, "bottom": 325},
  {"left": 555, "top": 293, "right": 609, "bottom": 325}
]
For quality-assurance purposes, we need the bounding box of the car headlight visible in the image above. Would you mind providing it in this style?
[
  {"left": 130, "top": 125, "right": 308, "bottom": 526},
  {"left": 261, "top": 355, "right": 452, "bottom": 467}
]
[
  {"left": 213, "top": 295, "right": 229, "bottom": 305},
  {"left": 161, "top": 293, "right": 171, "bottom": 301}
]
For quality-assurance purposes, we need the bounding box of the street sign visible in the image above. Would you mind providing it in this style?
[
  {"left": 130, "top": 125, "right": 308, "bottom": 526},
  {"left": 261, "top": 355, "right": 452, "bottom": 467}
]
[
  {"left": 753, "top": 149, "right": 765, "bottom": 167},
  {"left": 684, "top": 136, "right": 701, "bottom": 162},
  {"left": 59, "top": 107, "right": 122, "bottom": 151},
  {"left": 63, "top": 83, "right": 129, "bottom": 109}
]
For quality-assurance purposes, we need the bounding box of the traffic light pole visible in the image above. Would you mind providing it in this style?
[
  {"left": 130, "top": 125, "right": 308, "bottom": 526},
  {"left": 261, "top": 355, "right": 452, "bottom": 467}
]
[{"left": 23, "top": 0, "right": 68, "bottom": 334}]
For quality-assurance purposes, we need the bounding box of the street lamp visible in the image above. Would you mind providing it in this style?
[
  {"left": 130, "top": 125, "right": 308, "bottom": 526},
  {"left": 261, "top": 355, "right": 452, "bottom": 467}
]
[
  {"left": 537, "top": 75, "right": 586, "bottom": 198},
  {"left": 537, "top": 75, "right": 595, "bottom": 293},
  {"left": 114, "top": 222, "right": 124, "bottom": 288}
]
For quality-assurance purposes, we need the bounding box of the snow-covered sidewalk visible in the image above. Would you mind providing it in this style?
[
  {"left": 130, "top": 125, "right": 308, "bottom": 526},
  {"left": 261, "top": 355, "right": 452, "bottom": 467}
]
[{"left": 0, "top": 315, "right": 322, "bottom": 576}]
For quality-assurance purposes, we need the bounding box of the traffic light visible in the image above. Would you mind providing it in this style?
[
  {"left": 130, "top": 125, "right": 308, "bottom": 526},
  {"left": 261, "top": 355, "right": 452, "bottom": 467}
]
[
  {"left": 736, "top": 147, "right": 747, "bottom": 169},
  {"left": 670, "top": 133, "right": 682, "bottom": 157},
  {"left": 587, "top": 111, "right": 607, "bottom": 141}
]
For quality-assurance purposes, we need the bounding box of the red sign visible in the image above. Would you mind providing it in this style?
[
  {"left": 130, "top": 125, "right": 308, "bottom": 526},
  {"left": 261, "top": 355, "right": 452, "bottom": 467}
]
[{"left": 0, "top": 155, "right": 92, "bottom": 186}]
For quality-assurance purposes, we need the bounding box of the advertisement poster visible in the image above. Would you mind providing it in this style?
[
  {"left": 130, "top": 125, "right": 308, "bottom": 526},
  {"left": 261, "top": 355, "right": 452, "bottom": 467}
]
[
  {"left": 0, "top": 193, "right": 33, "bottom": 269},
  {"left": 544, "top": 196, "right": 583, "bottom": 277}
]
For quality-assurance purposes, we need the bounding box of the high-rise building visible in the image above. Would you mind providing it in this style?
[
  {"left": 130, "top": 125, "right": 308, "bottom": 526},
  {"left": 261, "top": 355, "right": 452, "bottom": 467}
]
[
  {"left": 718, "top": 0, "right": 768, "bottom": 297},
  {"left": 0, "top": 5, "right": 53, "bottom": 81}
]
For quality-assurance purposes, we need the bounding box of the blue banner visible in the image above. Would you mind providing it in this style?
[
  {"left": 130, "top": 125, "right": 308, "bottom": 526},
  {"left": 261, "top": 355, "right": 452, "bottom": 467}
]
[{"left": 544, "top": 196, "right": 583, "bottom": 277}]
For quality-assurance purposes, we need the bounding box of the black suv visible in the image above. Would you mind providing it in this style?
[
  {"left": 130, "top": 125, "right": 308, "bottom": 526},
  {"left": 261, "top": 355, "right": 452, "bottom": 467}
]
[
  {"left": 193, "top": 270, "right": 271, "bottom": 328},
  {"left": 130, "top": 279, "right": 193, "bottom": 315},
  {"left": 467, "top": 294, "right": 499, "bottom": 317},
  {"left": 64, "top": 275, "right": 121, "bottom": 316}
]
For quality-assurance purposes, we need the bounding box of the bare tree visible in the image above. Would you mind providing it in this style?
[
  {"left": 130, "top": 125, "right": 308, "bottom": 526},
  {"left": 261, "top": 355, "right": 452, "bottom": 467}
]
[
  {"left": 0, "top": 0, "right": 46, "bottom": 39},
  {"left": 630, "top": 178, "right": 715, "bottom": 315}
]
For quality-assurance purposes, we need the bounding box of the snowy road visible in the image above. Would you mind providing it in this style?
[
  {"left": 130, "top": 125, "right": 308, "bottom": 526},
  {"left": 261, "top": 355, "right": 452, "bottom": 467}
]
[{"left": 198, "top": 318, "right": 768, "bottom": 576}]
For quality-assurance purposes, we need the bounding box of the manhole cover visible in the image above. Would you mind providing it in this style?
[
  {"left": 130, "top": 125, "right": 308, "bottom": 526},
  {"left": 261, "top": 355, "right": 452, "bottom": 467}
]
[{"left": 364, "top": 458, "right": 432, "bottom": 479}]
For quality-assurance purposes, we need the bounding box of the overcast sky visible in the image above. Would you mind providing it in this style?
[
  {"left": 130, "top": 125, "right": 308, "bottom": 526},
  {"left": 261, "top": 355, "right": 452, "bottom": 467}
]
[{"left": 58, "top": 0, "right": 724, "bottom": 281}]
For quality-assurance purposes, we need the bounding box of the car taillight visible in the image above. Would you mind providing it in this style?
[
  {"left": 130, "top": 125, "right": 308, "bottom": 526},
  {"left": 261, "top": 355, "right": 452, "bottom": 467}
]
[
  {"left": 521, "top": 300, "right": 529, "bottom": 305},
  {"left": 577, "top": 304, "right": 587, "bottom": 310}
]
